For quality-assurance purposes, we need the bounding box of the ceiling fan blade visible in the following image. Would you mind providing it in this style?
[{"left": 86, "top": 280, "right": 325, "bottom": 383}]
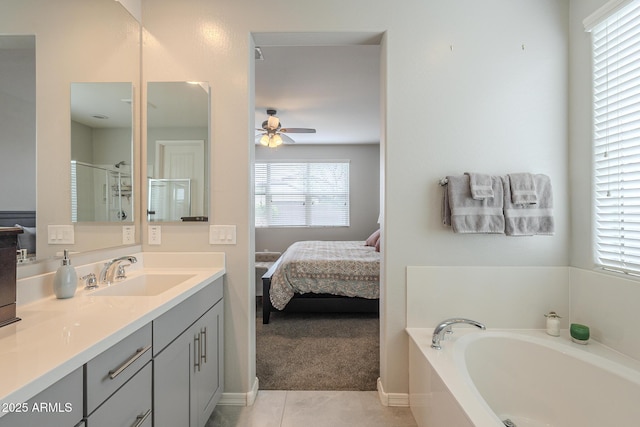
[
  {"left": 280, "top": 128, "right": 316, "bottom": 133},
  {"left": 280, "top": 133, "right": 296, "bottom": 144}
]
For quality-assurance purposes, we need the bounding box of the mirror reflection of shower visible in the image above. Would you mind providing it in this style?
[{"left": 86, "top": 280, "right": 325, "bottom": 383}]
[
  {"left": 69, "top": 82, "right": 134, "bottom": 223},
  {"left": 71, "top": 161, "right": 132, "bottom": 222}
]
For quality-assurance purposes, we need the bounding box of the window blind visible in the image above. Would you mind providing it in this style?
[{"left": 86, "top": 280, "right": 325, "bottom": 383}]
[
  {"left": 255, "top": 161, "right": 350, "bottom": 227},
  {"left": 591, "top": 0, "right": 640, "bottom": 273}
]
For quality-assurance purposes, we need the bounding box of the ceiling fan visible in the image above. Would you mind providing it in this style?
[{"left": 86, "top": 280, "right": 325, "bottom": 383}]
[{"left": 255, "top": 109, "right": 316, "bottom": 147}]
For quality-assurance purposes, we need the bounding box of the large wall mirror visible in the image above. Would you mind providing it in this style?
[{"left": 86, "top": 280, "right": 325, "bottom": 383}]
[
  {"left": 0, "top": 35, "right": 36, "bottom": 260},
  {"left": 70, "top": 82, "right": 134, "bottom": 223},
  {"left": 147, "top": 82, "right": 210, "bottom": 222},
  {"left": 1, "top": 0, "right": 141, "bottom": 264}
]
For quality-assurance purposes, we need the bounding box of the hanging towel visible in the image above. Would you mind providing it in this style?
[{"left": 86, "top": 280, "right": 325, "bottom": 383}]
[
  {"left": 444, "top": 175, "right": 504, "bottom": 234},
  {"left": 503, "top": 174, "right": 554, "bottom": 236},
  {"left": 508, "top": 173, "right": 538, "bottom": 205},
  {"left": 442, "top": 181, "right": 452, "bottom": 226},
  {"left": 465, "top": 172, "right": 494, "bottom": 200}
]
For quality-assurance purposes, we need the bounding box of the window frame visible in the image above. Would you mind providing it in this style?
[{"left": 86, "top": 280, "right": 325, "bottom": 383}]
[
  {"left": 254, "top": 160, "right": 351, "bottom": 228},
  {"left": 587, "top": 0, "right": 640, "bottom": 274}
]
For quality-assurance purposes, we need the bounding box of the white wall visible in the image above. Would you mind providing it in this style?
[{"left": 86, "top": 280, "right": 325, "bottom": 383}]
[
  {"left": 255, "top": 144, "right": 380, "bottom": 254},
  {"left": 141, "top": 0, "right": 569, "bottom": 398},
  {"left": 569, "top": 0, "right": 606, "bottom": 269}
]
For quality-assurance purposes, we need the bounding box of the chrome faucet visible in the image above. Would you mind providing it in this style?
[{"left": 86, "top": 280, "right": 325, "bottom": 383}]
[
  {"left": 431, "top": 318, "right": 486, "bottom": 350},
  {"left": 99, "top": 256, "right": 137, "bottom": 285}
]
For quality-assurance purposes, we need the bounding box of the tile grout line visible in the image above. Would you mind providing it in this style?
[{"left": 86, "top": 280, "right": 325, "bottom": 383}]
[{"left": 279, "top": 391, "right": 289, "bottom": 427}]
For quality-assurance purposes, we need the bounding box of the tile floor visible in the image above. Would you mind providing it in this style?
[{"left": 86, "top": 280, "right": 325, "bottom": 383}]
[{"left": 208, "top": 390, "right": 417, "bottom": 427}]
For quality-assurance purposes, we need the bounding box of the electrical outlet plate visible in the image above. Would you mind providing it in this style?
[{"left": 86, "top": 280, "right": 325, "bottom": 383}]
[
  {"left": 209, "top": 225, "right": 236, "bottom": 245},
  {"left": 122, "top": 225, "right": 135, "bottom": 245},
  {"left": 148, "top": 225, "right": 161, "bottom": 245}
]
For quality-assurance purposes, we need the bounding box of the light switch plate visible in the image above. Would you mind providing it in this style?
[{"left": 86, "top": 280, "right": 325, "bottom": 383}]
[
  {"left": 209, "top": 225, "right": 236, "bottom": 245},
  {"left": 148, "top": 225, "right": 161, "bottom": 245},
  {"left": 47, "top": 225, "right": 75, "bottom": 244}
]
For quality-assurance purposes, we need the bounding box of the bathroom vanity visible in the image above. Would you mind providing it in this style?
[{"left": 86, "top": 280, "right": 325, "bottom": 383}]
[{"left": 0, "top": 252, "right": 225, "bottom": 427}]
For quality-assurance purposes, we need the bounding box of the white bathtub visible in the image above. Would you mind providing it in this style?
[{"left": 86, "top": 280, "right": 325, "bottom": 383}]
[{"left": 407, "top": 328, "right": 640, "bottom": 427}]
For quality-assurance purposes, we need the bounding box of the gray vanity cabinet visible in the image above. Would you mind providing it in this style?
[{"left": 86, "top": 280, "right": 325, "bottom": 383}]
[
  {"left": 85, "top": 362, "right": 152, "bottom": 427},
  {"left": 0, "top": 367, "right": 83, "bottom": 427},
  {"left": 153, "top": 277, "right": 224, "bottom": 427}
]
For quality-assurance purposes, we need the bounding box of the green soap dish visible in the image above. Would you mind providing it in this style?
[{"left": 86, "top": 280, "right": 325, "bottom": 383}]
[{"left": 570, "top": 323, "right": 590, "bottom": 344}]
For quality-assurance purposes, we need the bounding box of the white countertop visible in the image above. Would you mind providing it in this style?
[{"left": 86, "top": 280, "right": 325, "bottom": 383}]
[{"left": 0, "top": 252, "right": 225, "bottom": 416}]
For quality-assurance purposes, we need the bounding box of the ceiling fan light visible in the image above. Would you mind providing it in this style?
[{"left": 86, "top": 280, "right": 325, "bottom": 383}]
[
  {"left": 271, "top": 134, "right": 283, "bottom": 147},
  {"left": 267, "top": 115, "right": 280, "bottom": 130},
  {"left": 259, "top": 134, "right": 270, "bottom": 146}
]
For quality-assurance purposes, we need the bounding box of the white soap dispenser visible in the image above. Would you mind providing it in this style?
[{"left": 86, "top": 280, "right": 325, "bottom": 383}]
[
  {"left": 53, "top": 250, "right": 78, "bottom": 299},
  {"left": 544, "top": 311, "right": 561, "bottom": 336}
]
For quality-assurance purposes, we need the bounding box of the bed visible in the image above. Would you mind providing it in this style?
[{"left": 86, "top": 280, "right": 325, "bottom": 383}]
[
  {"left": 261, "top": 239, "right": 380, "bottom": 324},
  {"left": 0, "top": 211, "right": 36, "bottom": 261}
]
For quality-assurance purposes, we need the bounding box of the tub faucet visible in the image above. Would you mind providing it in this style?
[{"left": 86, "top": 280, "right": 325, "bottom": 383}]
[
  {"left": 99, "top": 256, "right": 137, "bottom": 285},
  {"left": 431, "top": 318, "right": 486, "bottom": 350}
]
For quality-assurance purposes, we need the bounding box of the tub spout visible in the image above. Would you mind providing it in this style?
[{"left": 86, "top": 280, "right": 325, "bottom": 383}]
[{"left": 431, "top": 318, "right": 486, "bottom": 350}]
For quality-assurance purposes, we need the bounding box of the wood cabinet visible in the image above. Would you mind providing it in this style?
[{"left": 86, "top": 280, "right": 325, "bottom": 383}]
[{"left": 153, "top": 277, "right": 224, "bottom": 427}]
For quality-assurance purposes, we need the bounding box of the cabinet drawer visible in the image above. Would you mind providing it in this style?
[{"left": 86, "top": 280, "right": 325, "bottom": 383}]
[
  {"left": 153, "top": 277, "right": 222, "bottom": 356},
  {"left": 86, "top": 361, "right": 152, "bottom": 427},
  {"left": 85, "top": 323, "right": 152, "bottom": 415}
]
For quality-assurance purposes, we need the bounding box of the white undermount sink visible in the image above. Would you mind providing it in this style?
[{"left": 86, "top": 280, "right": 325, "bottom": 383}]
[{"left": 90, "top": 274, "right": 196, "bottom": 297}]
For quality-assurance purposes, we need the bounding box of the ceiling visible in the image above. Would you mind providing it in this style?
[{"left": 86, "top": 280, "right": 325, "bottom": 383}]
[{"left": 255, "top": 45, "right": 381, "bottom": 145}]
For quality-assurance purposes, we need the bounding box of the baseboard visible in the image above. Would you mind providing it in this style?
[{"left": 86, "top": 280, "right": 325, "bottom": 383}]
[
  {"left": 377, "top": 377, "right": 410, "bottom": 407},
  {"left": 218, "top": 377, "right": 260, "bottom": 406}
]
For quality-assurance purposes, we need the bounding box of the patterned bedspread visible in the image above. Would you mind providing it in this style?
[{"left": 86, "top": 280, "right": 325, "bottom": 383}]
[{"left": 269, "top": 241, "right": 380, "bottom": 310}]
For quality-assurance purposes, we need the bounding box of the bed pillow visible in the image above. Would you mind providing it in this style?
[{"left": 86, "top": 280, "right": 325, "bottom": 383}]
[
  {"left": 15, "top": 224, "right": 36, "bottom": 254},
  {"left": 375, "top": 236, "right": 380, "bottom": 252},
  {"left": 365, "top": 229, "right": 380, "bottom": 247}
]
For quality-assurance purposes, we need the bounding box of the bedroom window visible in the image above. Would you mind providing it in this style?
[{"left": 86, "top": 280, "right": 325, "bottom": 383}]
[
  {"left": 255, "top": 161, "right": 350, "bottom": 227},
  {"left": 588, "top": 0, "right": 640, "bottom": 274}
]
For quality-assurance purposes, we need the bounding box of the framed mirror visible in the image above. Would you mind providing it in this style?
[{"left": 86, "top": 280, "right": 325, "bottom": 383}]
[
  {"left": 70, "top": 82, "right": 134, "bottom": 223},
  {"left": 147, "top": 82, "right": 210, "bottom": 222}
]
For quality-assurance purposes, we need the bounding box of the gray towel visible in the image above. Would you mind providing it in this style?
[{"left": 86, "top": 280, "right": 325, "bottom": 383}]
[
  {"left": 503, "top": 174, "right": 554, "bottom": 236},
  {"left": 508, "top": 173, "right": 538, "bottom": 205},
  {"left": 465, "top": 172, "right": 494, "bottom": 200},
  {"left": 444, "top": 175, "right": 504, "bottom": 234}
]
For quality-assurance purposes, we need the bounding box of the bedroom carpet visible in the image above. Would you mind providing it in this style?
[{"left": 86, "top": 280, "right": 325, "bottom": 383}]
[{"left": 256, "top": 298, "right": 380, "bottom": 391}]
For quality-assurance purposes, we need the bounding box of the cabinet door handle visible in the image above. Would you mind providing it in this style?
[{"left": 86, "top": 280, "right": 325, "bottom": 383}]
[
  {"left": 200, "top": 327, "right": 207, "bottom": 364},
  {"left": 131, "top": 408, "right": 152, "bottom": 427},
  {"left": 194, "top": 334, "right": 201, "bottom": 372},
  {"left": 109, "top": 345, "right": 151, "bottom": 380}
]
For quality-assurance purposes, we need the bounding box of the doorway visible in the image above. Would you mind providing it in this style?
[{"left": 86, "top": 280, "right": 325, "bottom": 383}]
[{"left": 251, "top": 34, "right": 384, "bottom": 391}]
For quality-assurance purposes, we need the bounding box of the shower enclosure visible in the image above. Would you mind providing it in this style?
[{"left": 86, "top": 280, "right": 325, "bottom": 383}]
[{"left": 71, "top": 161, "right": 133, "bottom": 222}]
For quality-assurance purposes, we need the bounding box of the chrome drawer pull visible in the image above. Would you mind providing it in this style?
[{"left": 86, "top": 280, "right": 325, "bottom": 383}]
[
  {"left": 109, "top": 345, "right": 151, "bottom": 380},
  {"left": 131, "top": 408, "right": 152, "bottom": 427},
  {"left": 200, "top": 327, "right": 207, "bottom": 363},
  {"left": 194, "top": 335, "right": 201, "bottom": 371}
]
